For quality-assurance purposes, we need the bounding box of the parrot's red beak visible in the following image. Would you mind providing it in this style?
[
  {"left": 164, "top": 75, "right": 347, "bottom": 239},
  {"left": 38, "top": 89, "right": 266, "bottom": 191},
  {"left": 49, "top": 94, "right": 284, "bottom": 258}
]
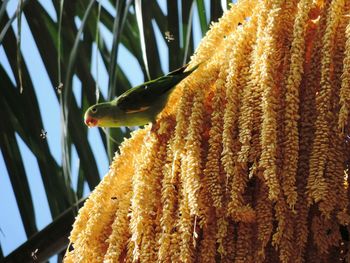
[{"left": 85, "top": 116, "right": 98, "bottom": 127}]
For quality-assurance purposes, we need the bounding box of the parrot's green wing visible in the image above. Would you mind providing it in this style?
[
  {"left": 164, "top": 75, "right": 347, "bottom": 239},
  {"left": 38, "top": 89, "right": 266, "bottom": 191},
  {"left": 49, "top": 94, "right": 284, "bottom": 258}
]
[{"left": 116, "top": 63, "right": 198, "bottom": 113}]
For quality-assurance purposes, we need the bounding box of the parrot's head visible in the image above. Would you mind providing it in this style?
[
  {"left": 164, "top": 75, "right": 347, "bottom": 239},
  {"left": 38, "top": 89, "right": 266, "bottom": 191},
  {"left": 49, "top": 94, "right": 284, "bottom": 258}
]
[{"left": 84, "top": 102, "right": 119, "bottom": 127}]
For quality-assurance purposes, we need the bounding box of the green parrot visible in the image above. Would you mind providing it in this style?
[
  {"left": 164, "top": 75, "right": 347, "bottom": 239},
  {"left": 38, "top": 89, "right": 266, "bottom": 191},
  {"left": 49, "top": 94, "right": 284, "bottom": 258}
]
[{"left": 84, "top": 63, "right": 199, "bottom": 128}]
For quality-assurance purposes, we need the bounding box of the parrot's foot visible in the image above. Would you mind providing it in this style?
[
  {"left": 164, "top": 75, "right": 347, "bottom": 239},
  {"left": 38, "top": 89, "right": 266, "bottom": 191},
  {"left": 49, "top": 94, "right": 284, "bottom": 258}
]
[
  {"left": 150, "top": 121, "right": 159, "bottom": 134},
  {"left": 146, "top": 117, "right": 175, "bottom": 142},
  {"left": 144, "top": 122, "right": 158, "bottom": 142}
]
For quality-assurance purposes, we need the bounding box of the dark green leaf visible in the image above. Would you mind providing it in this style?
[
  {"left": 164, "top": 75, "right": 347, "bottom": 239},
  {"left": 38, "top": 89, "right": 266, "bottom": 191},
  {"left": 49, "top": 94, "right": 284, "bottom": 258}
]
[
  {"left": 181, "top": 0, "right": 195, "bottom": 65},
  {"left": 107, "top": 0, "right": 133, "bottom": 99},
  {"left": 0, "top": 11, "right": 15, "bottom": 45},
  {"left": 166, "top": 0, "right": 180, "bottom": 69},
  {"left": 57, "top": 0, "right": 64, "bottom": 85},
  {"left": 196, "top": 0, "right": 208, "bottom": 36},
  {"left": 0, "top": 0, "right": 10, "bottom": 25},
  {"left": 0, "top": 0, "right": 29, "bottom": 45},
  {"left": 2, "top": 199, "right": 86, "bottom": 263},
  {"left": 0, "top": 106, "right": 37, "bottom": 238},
  {"left": 16, "top": 0, "right": 23, "bottom": 94},
  {"left": 0, "top": 245, "right": 3, "bottom": 260},
  {"left": 76, "top": 165, "right": 85, "bottom": 199},
  {"left": 135, "top": 0, "right": 162, "bottom": 79},
  {"left": 0, "top": 15, "right": 69, "bottom": 217}
]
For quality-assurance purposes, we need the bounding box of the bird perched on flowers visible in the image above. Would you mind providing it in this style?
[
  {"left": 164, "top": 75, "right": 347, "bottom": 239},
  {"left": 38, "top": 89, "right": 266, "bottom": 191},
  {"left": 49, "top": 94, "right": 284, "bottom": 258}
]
[{"left": 84, "top": 63, "right": 199, "bottom": 128}]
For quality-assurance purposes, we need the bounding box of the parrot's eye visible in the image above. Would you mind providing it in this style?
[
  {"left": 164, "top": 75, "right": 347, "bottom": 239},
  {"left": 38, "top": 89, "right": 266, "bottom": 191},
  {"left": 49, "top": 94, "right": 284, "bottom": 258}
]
[{"left": 91, "top": 107, "right": 97, "bottom": 113}]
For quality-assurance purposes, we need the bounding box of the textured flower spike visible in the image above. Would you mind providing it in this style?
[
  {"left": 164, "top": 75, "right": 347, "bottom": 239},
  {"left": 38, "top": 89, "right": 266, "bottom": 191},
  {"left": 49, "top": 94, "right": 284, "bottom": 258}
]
[
  {"left": 281, "top": 0, "right": 313, "bottom": 209},
  {"left": 65, "top": 128, "right": 148, "bottom": 262},
  {"left": 65, "top": 0, "right": 350, "bottom": 262},
  {"left": 189, "top": 0, "right": 255, "bottom": 66},
  {"left": 307, "top": 0, "right": 345, "bottom": 207},
  {"left": 339, "top": 10, "right": 350, "bottom": 132},
  {"left": 258, "top": 0, "right": 286, "bottom": 203}
]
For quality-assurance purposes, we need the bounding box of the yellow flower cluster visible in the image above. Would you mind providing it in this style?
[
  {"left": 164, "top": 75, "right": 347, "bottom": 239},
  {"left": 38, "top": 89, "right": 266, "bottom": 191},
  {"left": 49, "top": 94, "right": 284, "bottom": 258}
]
[{"left": 65, "top": 0, "right": 350, "bottom": 262}]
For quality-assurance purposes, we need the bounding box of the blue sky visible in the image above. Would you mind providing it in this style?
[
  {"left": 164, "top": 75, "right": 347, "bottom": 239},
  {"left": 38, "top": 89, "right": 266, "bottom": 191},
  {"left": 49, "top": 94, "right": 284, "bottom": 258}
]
[{"left": 0, "top": 0, "right": 216, "bottom": 260}]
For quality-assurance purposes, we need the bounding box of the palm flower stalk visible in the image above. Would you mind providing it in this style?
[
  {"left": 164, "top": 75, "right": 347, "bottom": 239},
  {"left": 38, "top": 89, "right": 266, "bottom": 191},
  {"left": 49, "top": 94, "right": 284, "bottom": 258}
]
[{"left": 65, "top": 0, "right": 350, "bottom": 262}]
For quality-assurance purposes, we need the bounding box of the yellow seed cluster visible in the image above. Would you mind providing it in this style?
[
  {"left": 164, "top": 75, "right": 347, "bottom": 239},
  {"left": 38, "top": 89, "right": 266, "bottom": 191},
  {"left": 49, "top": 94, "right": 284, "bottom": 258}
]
[{"left": 65, "top": 0, "right": 350, "bottom": 262}]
